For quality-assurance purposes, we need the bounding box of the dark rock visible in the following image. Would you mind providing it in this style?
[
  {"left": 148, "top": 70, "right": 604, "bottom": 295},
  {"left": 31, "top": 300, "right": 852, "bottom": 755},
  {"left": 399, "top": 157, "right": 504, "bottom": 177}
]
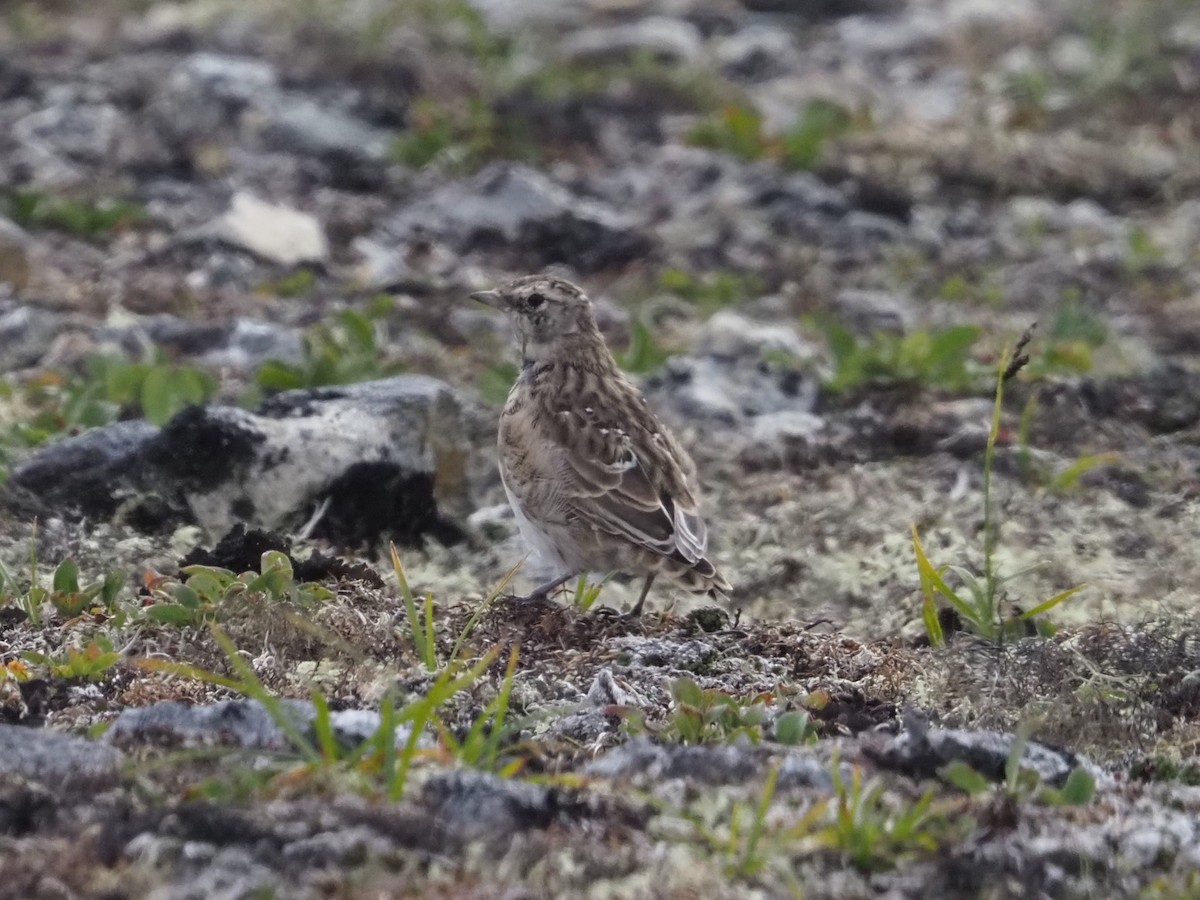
[
  {"left": 421, "top": 770, "right": 558, "bottom": 842},
  {"left": 106, "top": 698, "right": 425, "bottom": 753},
  {"left": 0, "top": 724, "right": 124, "bottom": 791},
  {"left": 585, "top": 736, "right": 833, "bottom": 789},
  {"left": 10, "top": 376, "right": 468, "bottom": 548},
  {"left": 0, "top": 304, "right": 75, "bottom": 370},
  {"left": 381, "top": 163, "right": 653, "bottom": 273},
  {"left": 868, "top": 723, "right": 1098, "bottom": 788},
  {"left": 180, "top": 524, "right": 385, "bottom": 587},
  {"left": 10, "top": 420, "right": 161, "bottom": 521}
]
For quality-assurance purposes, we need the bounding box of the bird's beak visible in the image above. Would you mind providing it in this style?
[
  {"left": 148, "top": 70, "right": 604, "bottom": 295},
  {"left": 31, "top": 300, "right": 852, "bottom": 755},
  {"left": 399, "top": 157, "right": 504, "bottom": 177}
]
[{"left": 470, "top": 290, "right": 506, "bottom": 311}]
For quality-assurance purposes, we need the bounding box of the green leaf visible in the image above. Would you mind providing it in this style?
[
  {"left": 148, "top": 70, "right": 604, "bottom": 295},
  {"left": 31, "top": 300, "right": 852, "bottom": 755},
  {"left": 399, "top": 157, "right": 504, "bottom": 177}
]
[
  {"left": 256, "top": 360, "right": 304, "bottom": 392},
  {"left": 145, "top": 604, "right": 199, "bottom": 625},
  {"left": 775, "top": 711, "right": 813, "bottom": 746},
  {"left": 140, "top": 366, "right": 175, "bottom": 424},
  {"left": 168, "top": 583, "right": 202, "bottom": 609},
  {"left": 1049, "top": 452, "right": 1120, "bottom": 493},
  {"left": 671, "top": 678, "right": 704, "bottom": 709},
  {"left": 1019, "top": 583, "right": 1087, "bottom": 620},
  {"left": 1058, "top": 768, "right": 1096, "bottom": 805},
  {"left": 940, "top": 760, "right": 990, "bottom": 795},
  {"left": 52, "top": 558, "right": 80, "bottom": 594},
  {"left": 259, "top": 550, "right": 294, "bottom": 581},
  {"left": 100, "top": 571, "right": 124, "bottom": 608}
]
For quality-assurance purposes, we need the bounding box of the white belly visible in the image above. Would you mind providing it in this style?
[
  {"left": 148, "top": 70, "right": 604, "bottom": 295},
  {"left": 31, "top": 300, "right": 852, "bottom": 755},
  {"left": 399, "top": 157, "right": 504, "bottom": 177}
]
[{"left": 501, "top": 470, "right": 573, "bottom": 580}]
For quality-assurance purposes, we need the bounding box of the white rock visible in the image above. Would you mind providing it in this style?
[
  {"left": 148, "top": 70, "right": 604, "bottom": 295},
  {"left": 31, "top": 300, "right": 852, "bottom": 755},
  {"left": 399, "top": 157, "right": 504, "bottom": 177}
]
[{"left": 213, "top": 193, "right": 329, "bottom": 266}]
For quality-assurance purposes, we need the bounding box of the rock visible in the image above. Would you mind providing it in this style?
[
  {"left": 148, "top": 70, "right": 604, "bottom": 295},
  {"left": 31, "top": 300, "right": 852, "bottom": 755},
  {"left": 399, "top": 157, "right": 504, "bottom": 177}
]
[
  {"left": 835, "top": 289, "right": 916, "bottom": 335},
  {"left": 174, "top": 53, "right": 279, "bottom": 105},
  {"left": 696, "top": 310, "right": 817, "bottom": 362},
  {"left": 102, "top": 314, "right": 305, "bottom": 372},
  {"left": 644, "top": 354, "right": 820, "bottom": 428},
  {"left": 0, "top": 304, "right": 75, "bottom": 370},
  {"left": 717, "top": 25, "right": 801, "bottom": 81},
  {"left": 561, "top": 17, "right": 704, "bottom": 66},
  {"left": 106, "top": 698, "right": 424, "bottom": 752},
  {"left": 585, "top": 669, "right": 647, "bottom": 707},
  {"left": 209, "top": 193, "right": 330, "bottom": 266},
  {"left": 0, "top": 723, "right": 124, "bottom": 790},
  {"left": 13, "top": 101, "right": 124, "bottom": 165},
  {"left": 11, "top": 375, "right": 469, "bottom": 547},
  {"left": 262, "top": 98, "right": 390, "bottom": 165},
  {"left": 609, "top": 635, "right": 718, "bottom": 670},
  {"left": 10, "top": 420, "right": 160, "bottom": 520},
  {"left": 381, "top": 163, "right": 652, "bottom": 273},
  {"left": 869, "top": 724, "right": 1104, "bottom": 789},
  {"left": 421, "top": 770, "right": 557, "bottom": 842},
  {"left": 585, "top": 736, "right": 832, "bottom": 788}
]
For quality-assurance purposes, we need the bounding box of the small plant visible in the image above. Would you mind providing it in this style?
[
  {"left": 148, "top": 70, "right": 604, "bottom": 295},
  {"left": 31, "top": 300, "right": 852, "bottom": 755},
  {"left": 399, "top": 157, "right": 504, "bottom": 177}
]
[
  {"left": 571, "top": 573, "right": 609, "bottom": 613},
  {"left": 390, "top": 543, "right": 437, "bottom": 672},
  {"left": 940, "top": 725, "right": 1096, "bottom": 807},
  {"left": 617, "top": 320, "right": 672, "bottom": 374},
  {"left": 914, "top": 327, "right": 1087, "bottom": 644},
  {"left": 658, "top": 268, "right": 762, "bottom": 314},
  {"left": 24, "top": 636, "right": 121, "bottom": 681},
  {"left": 687, "top": 99, "right": 856, "bottom": 170},
  {"left": 46, "top": 558, "right": 124, "bottom": 618},
  {"left": 439, "top": 645, "right": 524, "bottom": 776},
  {"left": 780, "top": 99, "right": 853, "bottom": 170},
  {"left": 256, "top": 307, "right": 403, "bottom": 393},
  {"left": 389, "top": 543, "right": 523, "bottom": 672},
  {"left": 259, "top": 267, "right": 317, "bottom": 298},
  {"left": 479, "top": 362, "right": 519, "bottom": 406},
  {"left": 822, "top": 321, "right": 985, "bottom": 394},
  {"left": 2, "top": 190, "right": 145, "bottom": 238},
  {"left": 140, "top": 622, "right": 504, "bottom": 802},
  {"left": 144, "top": 551, "right": 334, "bottom": 627},
  {"left": 820, "top": 763, "right": 945, "bottom": 872},
  {"left": 653, "top": 678, "right": 770, "bottom": 745},
  {"left": 773, "top": 709, "right": 820, "bottom": 747}
]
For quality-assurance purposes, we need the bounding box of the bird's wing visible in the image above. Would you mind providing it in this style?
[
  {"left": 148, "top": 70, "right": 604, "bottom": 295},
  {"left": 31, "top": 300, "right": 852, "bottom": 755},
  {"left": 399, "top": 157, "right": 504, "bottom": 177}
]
[{"left": 551, "top": 403, "right": 708, "bottom": 565}]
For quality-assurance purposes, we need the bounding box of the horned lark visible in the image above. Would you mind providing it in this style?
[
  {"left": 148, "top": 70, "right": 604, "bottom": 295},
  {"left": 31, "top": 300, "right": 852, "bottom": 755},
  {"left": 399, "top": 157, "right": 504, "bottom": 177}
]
[{"left": 472, "top": 274, "right": 731, "bottom": 616}]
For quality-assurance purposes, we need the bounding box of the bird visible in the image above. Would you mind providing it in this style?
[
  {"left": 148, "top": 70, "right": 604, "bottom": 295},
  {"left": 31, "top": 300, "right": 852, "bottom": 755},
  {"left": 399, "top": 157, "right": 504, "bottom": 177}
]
[{"left": 471, "top": 273, "right": 731, "bottom": 616}]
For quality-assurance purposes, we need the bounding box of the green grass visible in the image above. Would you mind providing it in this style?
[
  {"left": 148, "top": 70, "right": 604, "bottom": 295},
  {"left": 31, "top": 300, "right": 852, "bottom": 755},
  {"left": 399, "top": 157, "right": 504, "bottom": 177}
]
[
  {"left": 2, "top": 190, "right": 145, "bottom": 238},
  {"left": 913, "top": 328, "right": 1087, "bottom": 645},
  {"left": 687, "top": 99, "right": 858, "bottom": 170},
  {"left": 256, "top": 307, "right": 403, "bottom": 393},
  {"left": 821, "top": 321, "right": 985, "bottom": 395}
]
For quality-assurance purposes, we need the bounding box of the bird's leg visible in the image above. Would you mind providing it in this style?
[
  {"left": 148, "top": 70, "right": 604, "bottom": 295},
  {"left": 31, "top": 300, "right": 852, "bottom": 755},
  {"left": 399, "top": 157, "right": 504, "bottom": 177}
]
[
  {"left": 525, "top": 573, "right": 574, "bottom": 602},
  {"left": 625, "top": 573, "right": 656, "bottom": 618}
]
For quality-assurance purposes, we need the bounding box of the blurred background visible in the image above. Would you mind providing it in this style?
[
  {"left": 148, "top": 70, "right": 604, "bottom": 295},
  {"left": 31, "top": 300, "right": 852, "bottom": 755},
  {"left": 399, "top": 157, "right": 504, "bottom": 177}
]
[{"left": 0, "top": 0, "right": 1197, "bottom": 630}]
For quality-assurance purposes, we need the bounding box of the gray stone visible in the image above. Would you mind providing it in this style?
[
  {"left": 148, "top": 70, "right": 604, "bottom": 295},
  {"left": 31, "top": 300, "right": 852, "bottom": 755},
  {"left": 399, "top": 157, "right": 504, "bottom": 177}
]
[
  {"left": 208, "top": 192, "right": 329, "bottom": 266},
  {"left": 561, "top": 16, "right": 704, "bottom": 67},
  {"left": 381, "top": 163, "right": 651, "bottom": 272},
  {"left": 14, "top": 101, "right": 124, "bottom": 164},
  {"left": 0, "top": 723, "right": 124, "bottom": 790},
  {"left": 696, "top": 311, "right": 816, "bottom": 362},
  {"left": 262, "top": 99, "right": 390, "bottom": 164},
  {"left": 717, "top": 25, "right": 801, "bottom": 81},
  {"left": 11, "top": 375, "right": 469, "bottom": 546},
  {"left": 106, "top": 698, "right": 424, "bottom": 752},
  {"left": 835, "top": 289, "right": 916, "bottom": 335},
  {"left": 421, "top": 770, "right": 556, "bottom": 842},
  {"left": 174, "top": 53, "right": 278, "bottom": 105},
  {"left": 0, "top": 304, "right": 75, "bottom": 370},
  {"left": 871, "top": 725, "right": 1105, "bottom": 789}
]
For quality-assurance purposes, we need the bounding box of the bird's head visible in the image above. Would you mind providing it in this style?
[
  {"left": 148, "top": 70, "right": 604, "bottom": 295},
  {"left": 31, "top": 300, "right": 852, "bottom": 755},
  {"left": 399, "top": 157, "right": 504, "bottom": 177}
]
[{"left": 471, "top": 274, "right": 601, "bottom": 366}]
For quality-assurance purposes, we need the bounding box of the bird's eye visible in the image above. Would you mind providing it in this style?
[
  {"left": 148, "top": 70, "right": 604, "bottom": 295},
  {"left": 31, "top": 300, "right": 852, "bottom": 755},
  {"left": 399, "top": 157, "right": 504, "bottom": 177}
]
[{"left": 527, "top": 293, "right": 546, "bottom": 309}]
